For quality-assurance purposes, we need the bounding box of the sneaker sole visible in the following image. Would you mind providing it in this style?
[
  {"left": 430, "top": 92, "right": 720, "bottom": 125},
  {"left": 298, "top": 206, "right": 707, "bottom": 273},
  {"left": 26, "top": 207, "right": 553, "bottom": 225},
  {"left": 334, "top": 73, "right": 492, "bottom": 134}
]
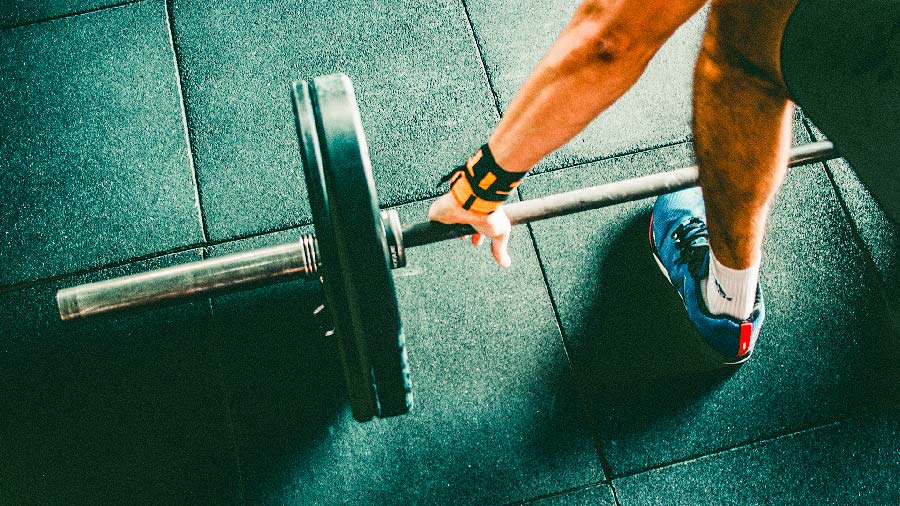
[{"left": 648, "top": 215, "right": 752, "bottom": 366}]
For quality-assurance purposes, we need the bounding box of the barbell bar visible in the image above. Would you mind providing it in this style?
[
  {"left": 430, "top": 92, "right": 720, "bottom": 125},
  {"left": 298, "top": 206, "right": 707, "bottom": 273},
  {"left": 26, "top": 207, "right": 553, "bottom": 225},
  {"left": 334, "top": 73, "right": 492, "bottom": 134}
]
[
  {"left": 56, "top": 140, "right": 835, "bottom": 321},
  {"left": 55, "top": 73, "right": 837, "bottom": 422}
]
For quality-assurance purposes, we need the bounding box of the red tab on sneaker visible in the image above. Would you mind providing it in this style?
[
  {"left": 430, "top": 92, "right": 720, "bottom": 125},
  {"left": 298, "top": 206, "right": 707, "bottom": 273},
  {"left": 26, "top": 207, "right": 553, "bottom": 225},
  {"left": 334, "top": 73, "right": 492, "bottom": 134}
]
[{"left": 738, "top": 322, "right": 752, "bottom": 355}]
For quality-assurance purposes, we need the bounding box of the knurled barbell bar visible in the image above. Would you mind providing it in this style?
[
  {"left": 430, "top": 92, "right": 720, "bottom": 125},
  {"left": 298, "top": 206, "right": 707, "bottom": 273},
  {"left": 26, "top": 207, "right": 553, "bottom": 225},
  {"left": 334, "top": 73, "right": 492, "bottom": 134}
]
[{"left": 55, "top": 73, "right": 837, "bottom": 422}]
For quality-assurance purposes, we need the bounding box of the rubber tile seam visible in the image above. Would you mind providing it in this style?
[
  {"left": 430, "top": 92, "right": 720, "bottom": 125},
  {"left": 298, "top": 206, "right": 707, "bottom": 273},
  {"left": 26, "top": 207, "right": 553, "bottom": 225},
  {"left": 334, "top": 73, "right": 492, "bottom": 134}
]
[
  {"left": 164, "top": 0, "right": 209, "bottom": 243},
  {"left": 500, "top": 480, "right": 611, "bottom": 506},
  {"left": 0, "top": 0, "right": 145, "bottom": 30},
  {"left": 610, "top": 417, "right": 849, "bottom": 481},
  {"left": 460, "top": 0, "right": 504, "bottom": 119}
]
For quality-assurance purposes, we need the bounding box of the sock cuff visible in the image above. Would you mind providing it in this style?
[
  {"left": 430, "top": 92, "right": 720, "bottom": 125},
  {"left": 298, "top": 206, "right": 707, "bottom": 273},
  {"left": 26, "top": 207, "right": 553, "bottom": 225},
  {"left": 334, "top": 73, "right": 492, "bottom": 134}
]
[
  {"left": 708, "top": 250, "right": 760, "bottom": 278},
  {"left": 705, "top": 249, "right": 760, "bottom": 320}
]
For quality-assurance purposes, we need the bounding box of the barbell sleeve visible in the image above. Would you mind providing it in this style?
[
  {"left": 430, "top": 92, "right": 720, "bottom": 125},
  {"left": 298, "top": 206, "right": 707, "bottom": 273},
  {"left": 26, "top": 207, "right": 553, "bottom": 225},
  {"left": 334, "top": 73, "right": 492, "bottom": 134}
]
[
  {"left": 57, "top": 235, "right": 320, "bottom": 321},
  {"left": 401, "top": 141, "right": 836, "bottom": 247}
]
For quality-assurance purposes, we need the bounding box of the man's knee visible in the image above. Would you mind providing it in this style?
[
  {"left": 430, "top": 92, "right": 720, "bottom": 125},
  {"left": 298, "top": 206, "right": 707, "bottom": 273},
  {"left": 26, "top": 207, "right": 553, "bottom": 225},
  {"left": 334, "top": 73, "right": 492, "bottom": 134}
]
[
  {"left": 694, "top": 37, "right": 788, "bottom": 99},
  {"left": 700, "top": 0, "right": 799, "bottom": 92}
]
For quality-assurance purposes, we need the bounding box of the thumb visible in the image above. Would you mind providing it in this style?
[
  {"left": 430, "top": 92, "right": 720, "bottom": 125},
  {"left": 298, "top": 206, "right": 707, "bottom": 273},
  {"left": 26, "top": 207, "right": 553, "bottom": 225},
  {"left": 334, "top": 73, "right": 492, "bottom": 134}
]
[{"left": 491, "top": 232, "right": 511, "bottom": 268}]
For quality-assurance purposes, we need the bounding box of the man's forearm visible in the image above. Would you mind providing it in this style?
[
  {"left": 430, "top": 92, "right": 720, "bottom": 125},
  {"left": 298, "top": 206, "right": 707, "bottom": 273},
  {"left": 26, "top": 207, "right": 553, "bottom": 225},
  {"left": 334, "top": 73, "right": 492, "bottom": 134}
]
[{"left": 487, "top": 0, "right": 704, "bottom": 172}]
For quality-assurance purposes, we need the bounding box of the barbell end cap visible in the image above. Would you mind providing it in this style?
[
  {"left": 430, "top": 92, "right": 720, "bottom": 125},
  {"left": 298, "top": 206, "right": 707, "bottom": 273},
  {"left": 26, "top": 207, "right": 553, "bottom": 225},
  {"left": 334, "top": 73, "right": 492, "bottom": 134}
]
[{"left": 57, "top": 288, "right": 81, "bottom": 322}]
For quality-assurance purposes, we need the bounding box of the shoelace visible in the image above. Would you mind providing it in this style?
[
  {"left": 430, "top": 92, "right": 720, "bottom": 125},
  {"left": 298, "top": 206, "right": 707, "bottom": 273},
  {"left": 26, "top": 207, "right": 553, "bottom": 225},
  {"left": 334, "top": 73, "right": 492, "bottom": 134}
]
[{"left": 671, "top": 217, "right": 709, "bottom": 277}]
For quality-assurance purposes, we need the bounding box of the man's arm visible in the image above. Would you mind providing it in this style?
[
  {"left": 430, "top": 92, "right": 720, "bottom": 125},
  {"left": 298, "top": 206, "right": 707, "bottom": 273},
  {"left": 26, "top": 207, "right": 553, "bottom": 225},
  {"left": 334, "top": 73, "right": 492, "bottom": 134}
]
[{"left": 428, "top": 0, "right": 704, "bottom": 265}]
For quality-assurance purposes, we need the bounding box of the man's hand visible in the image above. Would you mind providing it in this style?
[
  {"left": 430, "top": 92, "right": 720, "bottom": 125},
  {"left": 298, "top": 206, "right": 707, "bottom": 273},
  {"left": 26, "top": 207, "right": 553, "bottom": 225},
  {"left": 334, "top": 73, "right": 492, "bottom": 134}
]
[{"left": 427, "top": 193, "right": 512, "bottom": 267}]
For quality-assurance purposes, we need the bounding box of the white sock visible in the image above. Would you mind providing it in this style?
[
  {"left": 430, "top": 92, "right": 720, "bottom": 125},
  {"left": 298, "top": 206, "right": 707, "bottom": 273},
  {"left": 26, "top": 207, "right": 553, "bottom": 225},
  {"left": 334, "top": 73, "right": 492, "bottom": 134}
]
[{"left": 701, "top": 250, "right": 759, "bottom": 320}]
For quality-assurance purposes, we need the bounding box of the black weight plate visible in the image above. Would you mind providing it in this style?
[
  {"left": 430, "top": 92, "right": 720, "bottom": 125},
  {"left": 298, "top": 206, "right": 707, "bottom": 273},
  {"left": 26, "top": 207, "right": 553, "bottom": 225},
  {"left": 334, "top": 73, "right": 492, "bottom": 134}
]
[
  {"left": 309, "top": 73, "right": 412, "bottom": 418},
  {"left": 291, "top": 79, "right": 378, "bottom": 422}
]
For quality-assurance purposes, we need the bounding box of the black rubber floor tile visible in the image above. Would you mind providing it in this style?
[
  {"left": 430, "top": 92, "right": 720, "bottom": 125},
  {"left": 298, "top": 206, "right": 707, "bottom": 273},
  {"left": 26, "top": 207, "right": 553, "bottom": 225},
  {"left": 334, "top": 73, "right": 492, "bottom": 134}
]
[
  {"left": 613, "top": 413, "right": 900, "bottom": 505},
  {"left": 0, "top": 0, "right": 131, "bottom": 28},
  {"left": 520, "top": 140, "right": 898, "bottom": 476},
  {"left": 825, "top": 158, "right": 900, "bottom": 338},
  {"left": 464, "top": 0, "right": 706, "bottom": 172},
  {"left": 825, "top": 158, "right": 900, "bottom": 285},
  {"left": 205, "top": 226, "right": 348, "bottom": 506},
  {"left": 525, "top": 484, "right": 616, "bottom": 505},
  {"left": 0, "top": 0, "right": 203, "bottom": 288},
  {"left": 805, "top": 119, "right": 900, "bottom": 332},
  {"left": 171, "top": 0, "right": 497, "bottom": 242},
  {"left": 208, "top": 199, "right": 602, "bottom": 505},
  {"left": 0, "top": 251, "right": 242, "bottom": 506}
]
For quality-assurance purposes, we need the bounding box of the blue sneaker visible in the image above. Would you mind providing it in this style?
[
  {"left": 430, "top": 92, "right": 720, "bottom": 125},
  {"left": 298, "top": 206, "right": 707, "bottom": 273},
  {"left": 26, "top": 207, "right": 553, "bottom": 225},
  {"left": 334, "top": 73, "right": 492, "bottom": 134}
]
[{"left": 650, "top": 188, "right": 765, "bottom": 365}]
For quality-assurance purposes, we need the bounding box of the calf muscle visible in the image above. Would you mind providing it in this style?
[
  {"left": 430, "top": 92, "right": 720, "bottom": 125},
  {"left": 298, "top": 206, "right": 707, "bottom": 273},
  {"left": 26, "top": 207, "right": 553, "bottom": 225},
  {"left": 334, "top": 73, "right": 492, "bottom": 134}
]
[{"left": 692, "top": 1, "right": 800, "bottom": 269}]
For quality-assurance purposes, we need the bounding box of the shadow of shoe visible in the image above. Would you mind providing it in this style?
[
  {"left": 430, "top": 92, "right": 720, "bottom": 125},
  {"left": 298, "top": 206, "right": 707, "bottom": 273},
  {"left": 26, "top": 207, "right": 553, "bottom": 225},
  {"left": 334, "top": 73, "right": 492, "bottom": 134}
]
[{"left": 570, "top": 210, "right": 737, "bottom": 430}]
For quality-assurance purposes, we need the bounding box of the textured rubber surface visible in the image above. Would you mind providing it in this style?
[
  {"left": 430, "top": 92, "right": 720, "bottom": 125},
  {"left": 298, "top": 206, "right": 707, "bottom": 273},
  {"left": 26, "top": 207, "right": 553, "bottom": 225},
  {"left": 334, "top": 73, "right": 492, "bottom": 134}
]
[
  {"left": 615, "top": 413, "right": 900, "bottom": 504},
  {"left": 519, "top": 135, "right": 896, "bottom": 476},
  {"left": 0, "top": 250, "right": 243, "bottom": 505},
  {"left": 781, "top": 0, "right": 900, "bottom": 223},
  {"left": 0, "top": 0, "right": 122, "bottom": 28},
  {"left": 0, "top": 0, "right": 203, "bottom": 287},
  {"left": 170, "top": 0, "right": 497, "bottom": 242}
]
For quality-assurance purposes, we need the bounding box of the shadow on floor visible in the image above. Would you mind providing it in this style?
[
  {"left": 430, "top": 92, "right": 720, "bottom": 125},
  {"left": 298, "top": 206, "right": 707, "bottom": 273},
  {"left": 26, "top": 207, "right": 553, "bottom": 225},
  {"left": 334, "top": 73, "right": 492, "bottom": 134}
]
[
  {"left": 1, "top": 270, "right": 244, "bottom": 505},
  {"left": 850, "top": 267, "right": 900, "bottom": 411},
  {"left": 569, "top": 210, "right": 900, "bottom": 438},
  {"left": 211, "top": 278, "right": 347, "bottom": 489},
  {"left": 562, "top": 211, "right": 732, "bottom": 434},
  {"left": 524, "top": 363, "right": 604, "bottom": 472}
]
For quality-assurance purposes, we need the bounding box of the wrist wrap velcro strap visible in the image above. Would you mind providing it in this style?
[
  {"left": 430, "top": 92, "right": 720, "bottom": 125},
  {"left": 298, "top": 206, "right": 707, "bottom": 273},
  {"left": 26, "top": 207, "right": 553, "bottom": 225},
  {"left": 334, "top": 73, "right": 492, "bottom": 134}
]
[{"left": 440, "top": 144, "right": 525, "bottom": 214}]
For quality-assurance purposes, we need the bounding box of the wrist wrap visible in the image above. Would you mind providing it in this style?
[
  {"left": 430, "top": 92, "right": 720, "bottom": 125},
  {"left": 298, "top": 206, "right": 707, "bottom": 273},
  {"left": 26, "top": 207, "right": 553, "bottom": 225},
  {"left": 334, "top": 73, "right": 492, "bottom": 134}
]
[{"left": 441, "top": 144, "right": 525, "bottom": 214}]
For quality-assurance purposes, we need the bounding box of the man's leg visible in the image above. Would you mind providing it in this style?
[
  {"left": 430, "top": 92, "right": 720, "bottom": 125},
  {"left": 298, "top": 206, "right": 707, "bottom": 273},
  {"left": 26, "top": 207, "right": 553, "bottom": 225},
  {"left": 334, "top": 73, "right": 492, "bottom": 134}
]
[
  {"left": 693, "top": 0, "right": 799, "bottom": 317},
  {"left": 648, "top": 0, "right": 800, "bottom": 363}
]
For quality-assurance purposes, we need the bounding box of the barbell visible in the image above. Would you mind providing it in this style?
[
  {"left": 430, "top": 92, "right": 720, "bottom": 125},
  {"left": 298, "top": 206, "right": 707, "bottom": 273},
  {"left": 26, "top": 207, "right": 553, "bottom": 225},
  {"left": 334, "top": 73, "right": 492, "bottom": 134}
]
[{"left": 56, "top": 73, "right": 837, "bottom": 422}]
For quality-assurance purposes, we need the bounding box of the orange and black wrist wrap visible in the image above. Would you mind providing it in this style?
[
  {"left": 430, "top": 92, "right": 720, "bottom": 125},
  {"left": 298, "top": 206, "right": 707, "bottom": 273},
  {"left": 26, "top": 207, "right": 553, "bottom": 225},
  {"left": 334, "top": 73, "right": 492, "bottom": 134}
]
[{"left": 440, "top": 144, "right": 525, "bottom": 214}]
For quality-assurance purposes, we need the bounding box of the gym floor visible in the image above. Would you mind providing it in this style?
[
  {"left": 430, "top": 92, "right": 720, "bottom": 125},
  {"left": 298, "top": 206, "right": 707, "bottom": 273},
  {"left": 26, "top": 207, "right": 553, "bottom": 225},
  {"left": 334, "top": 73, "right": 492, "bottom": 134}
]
[{"left": 2, "top": 1, "right": 899, "bottom": 505}]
